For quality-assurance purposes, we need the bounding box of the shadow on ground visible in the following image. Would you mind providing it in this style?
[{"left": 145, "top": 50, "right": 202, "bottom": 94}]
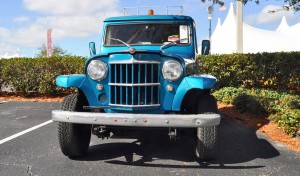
[{"left": 76, "top": 116, "right": 280, "bottom": 169}]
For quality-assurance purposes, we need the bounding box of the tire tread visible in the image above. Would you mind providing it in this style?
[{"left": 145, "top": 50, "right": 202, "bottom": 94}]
[
  {"left": 195, "top": 93, "right": 219, "bottom": 160},
  {"left": 58, "top": 93, "right": 91, "bottom": 158}
]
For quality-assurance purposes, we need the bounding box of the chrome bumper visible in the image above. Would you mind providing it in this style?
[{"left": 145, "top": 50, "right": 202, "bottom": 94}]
[{"left": 51, "top": 110, "right": 221, "bottom": 128}]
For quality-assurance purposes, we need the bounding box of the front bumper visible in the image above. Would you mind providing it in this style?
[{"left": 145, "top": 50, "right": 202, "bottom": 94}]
[{"left": 52, "top": 110, "right": 221, "bottom": 128}]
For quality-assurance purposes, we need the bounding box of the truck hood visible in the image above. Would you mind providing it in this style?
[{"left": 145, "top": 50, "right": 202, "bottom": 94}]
[{"left": 89, "top": 48, "right": 195, "bottom": 64}]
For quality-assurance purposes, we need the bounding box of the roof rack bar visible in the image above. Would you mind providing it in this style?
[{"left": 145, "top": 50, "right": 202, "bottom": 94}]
[{"left": 123, "top": 6, "right": 184, "bottom": 16}]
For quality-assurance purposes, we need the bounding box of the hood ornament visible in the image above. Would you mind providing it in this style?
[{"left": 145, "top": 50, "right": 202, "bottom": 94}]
[{"left": 129, "top": 47, "right": 136, "bottom": 54}]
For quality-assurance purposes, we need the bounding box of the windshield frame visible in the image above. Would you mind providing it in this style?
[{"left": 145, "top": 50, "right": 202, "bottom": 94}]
[{"left": 103, "top": 22, "right": 192, "bottom": 47}]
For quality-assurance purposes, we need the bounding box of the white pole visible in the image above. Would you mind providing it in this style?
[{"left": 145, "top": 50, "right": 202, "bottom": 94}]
[
  {"left": 236, "top": 0, "right": 243, "bottom": 53},
  {"left": 208, "top": 6, "right": 213, "bottom": 54}
]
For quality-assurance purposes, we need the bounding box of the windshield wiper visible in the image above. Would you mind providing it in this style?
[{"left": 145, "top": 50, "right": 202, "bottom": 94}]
[
  {"left": 109, "top": 38, "right": 131, "bottom": 48},
  {"left": 160, "top": 41, "right": 178, "bottom": 50}
]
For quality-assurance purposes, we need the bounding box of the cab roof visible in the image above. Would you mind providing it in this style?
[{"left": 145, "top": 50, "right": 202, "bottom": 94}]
[{"left": 104, "top": 15, "right": 194, "bottom": 23}]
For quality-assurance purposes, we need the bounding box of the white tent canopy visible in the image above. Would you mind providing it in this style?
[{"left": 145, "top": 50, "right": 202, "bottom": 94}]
[{"left": 211, "top": 2, "right": 300, "bottom": 54}]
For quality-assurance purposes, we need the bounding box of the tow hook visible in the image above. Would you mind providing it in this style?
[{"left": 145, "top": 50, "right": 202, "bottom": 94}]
[
  {"left": 92, "top": 126, "right": 110, "bottom": 139},
  {"left": 168, "top": 128, "right": 177, "bottom": 141}
]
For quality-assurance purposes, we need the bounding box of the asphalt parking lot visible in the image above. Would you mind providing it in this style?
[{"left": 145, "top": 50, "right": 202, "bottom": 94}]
[{"left": 0, "top": 102, "right": 299, "bottom": 176}]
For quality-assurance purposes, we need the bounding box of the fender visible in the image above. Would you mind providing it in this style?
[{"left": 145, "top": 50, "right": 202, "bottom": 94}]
[
  {"left": 56, "top": 74, "right": 86, "bottom": 88},
  {"left": 172, "top": 74, "right": 217, "bottom": 111},
  {"left": 56, "top": 74, "right": 97, "bottom": 105}
]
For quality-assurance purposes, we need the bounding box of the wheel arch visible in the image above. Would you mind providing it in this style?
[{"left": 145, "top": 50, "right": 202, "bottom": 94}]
[
  {"left": 56, "top": 74, "right": 97, "bottom": 106},
  {"left": 172, "top": 75, "right": 217, "bottom": 111},
  {"left": 179, "top": 88, "right": 210, "bottom": 114}
]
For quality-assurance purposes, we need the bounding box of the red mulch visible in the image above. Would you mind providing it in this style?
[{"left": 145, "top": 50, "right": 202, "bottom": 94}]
[
  {"left": 218, "top": 103, "right": 300, "bottom": 152},
  {"left": 0, "top": 95, "right": 63, "bottom": 102}
]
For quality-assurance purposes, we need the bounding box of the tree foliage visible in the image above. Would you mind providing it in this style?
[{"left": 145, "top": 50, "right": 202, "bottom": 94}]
[
  {"left": 35, "top": 44, "right": 70, "bottom": 58},
  {"left": 283, "top": 0, "right": 300, "bottom": 11},
  {"left": 202, "top": 0, "right": 300, "bottom": 12},
  {"left": 244, "top": 0, "right": 300, "bottom": 11}
]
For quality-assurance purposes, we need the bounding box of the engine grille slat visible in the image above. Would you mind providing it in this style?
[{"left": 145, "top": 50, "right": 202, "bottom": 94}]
[
  {"left": 110, "top": 61, "right": 160, "bottom": 107},
  {"left": 138, "top": 64, "right": 140, "bottom": 105},
  {"left": 151, "top": 64, "right": 154, "bottom": 104}
]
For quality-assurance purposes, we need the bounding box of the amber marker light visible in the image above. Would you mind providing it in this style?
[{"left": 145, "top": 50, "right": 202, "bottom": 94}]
[
  {"left": 166, "top": 84, "right": 174, "bottom": 92},
  {"left": 96, "top": 84, "right": 103, "bottom": 91},
  {"left": 148, "top": 9, "right": 154, "bottom": 15}
]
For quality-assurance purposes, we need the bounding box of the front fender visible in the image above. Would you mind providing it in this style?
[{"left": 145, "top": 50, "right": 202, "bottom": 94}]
[
  {"left": 56, "top": 74, "right": 97, "bottom": 106},
  {"left": 172, "top": 75, "right": 217, "bottom": 111},
  {"left": 56, "top": 74, "right": 85, "bottom": 88}
]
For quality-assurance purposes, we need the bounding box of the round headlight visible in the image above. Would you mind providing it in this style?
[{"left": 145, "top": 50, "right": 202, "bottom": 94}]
[
  {"left": 162, "top": 60, "right": 183, "bottom": 81},
  {"left": 87, "top": 60, "right": 107, "bottom": 81}
]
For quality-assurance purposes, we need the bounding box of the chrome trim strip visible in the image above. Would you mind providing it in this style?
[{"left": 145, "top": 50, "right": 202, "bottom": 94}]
[
  {"left": 109, "top": 83, "right": 160, "bottom": 87},
  {"left": 109, "top": 104, "right": 160, "bottom": 108},
  {"left": 52, "top": 110, "right": 221, "bottom": 127},
  {"left": 109, "top": 58, "right": 160, "bottom": 64}
]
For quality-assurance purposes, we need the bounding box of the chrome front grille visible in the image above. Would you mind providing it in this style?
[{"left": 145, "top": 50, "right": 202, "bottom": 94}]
[{"left": 109, "top": 61, "right": 160, "bottom": 107}]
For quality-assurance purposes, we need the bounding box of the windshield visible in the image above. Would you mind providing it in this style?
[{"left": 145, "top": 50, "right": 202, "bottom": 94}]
[{"left": 104, "top": 23, "right": 190, "bottom": 46}]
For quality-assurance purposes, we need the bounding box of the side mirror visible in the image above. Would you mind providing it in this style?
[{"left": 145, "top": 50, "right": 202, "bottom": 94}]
[
  {"left": 201, "top": 40, "right": 210, "bottom": 55},
  {"left": 89, "top": 42, "right": 96, "bottom": 56}
]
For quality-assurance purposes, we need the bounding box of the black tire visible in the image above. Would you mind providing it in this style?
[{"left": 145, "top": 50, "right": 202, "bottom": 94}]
[
  {"left": 195, "top": 93, "right": 219, "bottom": 160},
  {"left": 58, "top": 93, "right": 91, "bottom": 158}
]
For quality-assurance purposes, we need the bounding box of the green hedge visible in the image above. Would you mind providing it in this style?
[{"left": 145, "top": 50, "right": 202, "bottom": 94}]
[
  {"left": 213, "top": 87, "right": 300, "bottom": 137},
  {"left": 0, "top": 56, "right": 85, "bottom": 95},
  {"left": 199, "top": 52, "right": 300, "bottom": 93},
  {"left": 1, "top": 52, "right": 299, "bottom": 96}
]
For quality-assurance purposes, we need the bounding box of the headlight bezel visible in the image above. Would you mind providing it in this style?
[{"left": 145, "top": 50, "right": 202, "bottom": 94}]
[
  {"left": 87, "top": 60, "right": 108, "bottom": 81},
  {"left": 162, "top": 60, "right": 183, "bottom": 82}
]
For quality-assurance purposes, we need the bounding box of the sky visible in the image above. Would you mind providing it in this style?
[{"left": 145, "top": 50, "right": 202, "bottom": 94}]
[{"left": 0, "top": 0, "right": 299, "bottom": 58}]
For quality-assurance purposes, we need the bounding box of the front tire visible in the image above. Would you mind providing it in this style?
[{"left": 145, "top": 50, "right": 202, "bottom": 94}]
[
  {"left": 195, "top": 93, "right": 219, "bottom": 160},
  {"left": 58, "top": 93, "right": 91, "bottom": 158}
]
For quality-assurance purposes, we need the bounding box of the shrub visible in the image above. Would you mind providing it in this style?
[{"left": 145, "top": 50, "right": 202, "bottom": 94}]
[
  {"left": 233, "top": 94, "right": 266, "bottom": 115},
  {"left": 288, "top": 99, "right": 300, "bottom": 109},
  {"left": 212, "top": 87, "right": 245, "bottom": 104},
  {"left": 199, "top": 52, "right": 300, "bottom": 93},
  {"left": 0, "top": 56, "right": 85, "bottom": 95},
  {"left": 214, "top": 87, "right": 300, "bottom": 136},
  {"left": 270, "top": 110, "right": 300, "bottom": 136}
]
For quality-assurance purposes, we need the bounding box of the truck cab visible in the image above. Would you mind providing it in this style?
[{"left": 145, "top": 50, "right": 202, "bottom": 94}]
[{"left": 52, "top": 9, "right": 220, "bottom": 161}]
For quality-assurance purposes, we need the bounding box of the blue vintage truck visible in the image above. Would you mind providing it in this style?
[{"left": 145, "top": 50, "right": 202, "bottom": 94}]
[{"left": 52, "top": 9, "right": 220, "bottom": 160}]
